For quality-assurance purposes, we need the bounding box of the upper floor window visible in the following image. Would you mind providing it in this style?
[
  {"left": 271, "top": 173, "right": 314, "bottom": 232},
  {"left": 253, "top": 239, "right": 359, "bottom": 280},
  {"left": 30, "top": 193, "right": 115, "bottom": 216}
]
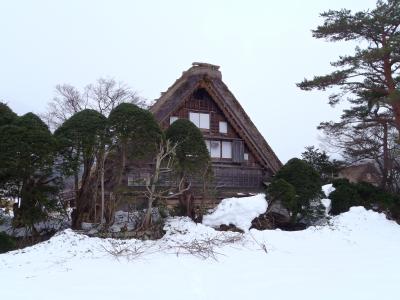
[
  {"left": 219, "top": 121, "right": 228, "bottom": 134},
  {"left": 205, "top": 139, "right": 232, "bottom": 159},
  {"left": 244, "top": 153, "right": 249, "bottom": 161},
  {"left": 189, "top": 112, "right": 209, "bottom": 129},
  {"left": 170, "top": 116, "right": 178, "bottom": 124},
  {"left": 221, "top": 141, "right": 232, "bottom": 158}
]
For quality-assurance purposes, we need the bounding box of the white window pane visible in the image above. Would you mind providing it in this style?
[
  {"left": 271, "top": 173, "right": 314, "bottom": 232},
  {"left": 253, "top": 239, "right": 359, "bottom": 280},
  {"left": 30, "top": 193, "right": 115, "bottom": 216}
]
[
  {"left": 219, "top": 121, "right": 227, "bottom": 134},
  {"left": 210, "top": 141, "right": 220, "bottom": 158},
  {"left": 170, "top": 116, "right": 178, "bottom": 124},
  {"left": 205, "top": 140, "right": 211, "bottom": 153},
  {"left": 199, "top": 113, "right": 210, "bottom": 129},
  {"left": 222, "top": 141, "right": 232, "bottom": 158},
  {"left": 189, "top": 112, "right": 199, "bottom": 127},
  {"left": 244, "top": 153, "right": 249, "bottom": 161}
]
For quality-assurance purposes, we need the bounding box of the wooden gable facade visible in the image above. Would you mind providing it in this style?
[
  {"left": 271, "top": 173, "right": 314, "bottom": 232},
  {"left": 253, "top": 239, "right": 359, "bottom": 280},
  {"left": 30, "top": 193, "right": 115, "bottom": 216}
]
[{"left": 149, "top": 62, "right": 282, "bottom": 198}]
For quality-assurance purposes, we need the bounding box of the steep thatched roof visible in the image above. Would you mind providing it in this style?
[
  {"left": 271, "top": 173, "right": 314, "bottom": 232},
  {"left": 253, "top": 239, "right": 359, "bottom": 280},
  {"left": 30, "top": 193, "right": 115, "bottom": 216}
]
[{"left": 150, "top": 62, "right": 282, "bottom": 173}]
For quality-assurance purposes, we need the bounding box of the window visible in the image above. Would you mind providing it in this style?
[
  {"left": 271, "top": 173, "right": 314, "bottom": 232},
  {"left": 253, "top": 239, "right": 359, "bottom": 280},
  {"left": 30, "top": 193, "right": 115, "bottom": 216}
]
[
  {"left": 189, "top": 112, "right": 210, "bottom": 129},
  {"left": 205, "top": 140, "right": 211, "bottom": 153},
  {"left": 219, "top": 121, "right": 228, "bottom": 134},
  {"left": 170, "top": 116, "right": 178, "bottom": 124},
  {"left": 128, "top": 176, "right": 134, "bottom": 186},
  {"left": 221, "top": 141, "right": 232, "bottom": 158},
  {"left": 205, "top": 140, "right": 232, "bottom": 159},
  {"left": 244, "top": 153, "right": 249, "bottom": 161},
  {"left": 210, "top": 141, "right": 221, "bottom": 158}
]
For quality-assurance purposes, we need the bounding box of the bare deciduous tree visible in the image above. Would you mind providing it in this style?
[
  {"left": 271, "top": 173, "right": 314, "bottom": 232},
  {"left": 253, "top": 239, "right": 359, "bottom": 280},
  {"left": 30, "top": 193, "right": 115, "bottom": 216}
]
[
  {"left": 85, "top": 78, "right": 146, "bottom": 116},
  {"left": 42, "top": 78, "right": 146, "bottom": 131},
  {"left": 41, "top": 84, "right": 87, "bottom": 130},
  {"left": 140, "top": 140, "right": 191, "bottom": 230}
]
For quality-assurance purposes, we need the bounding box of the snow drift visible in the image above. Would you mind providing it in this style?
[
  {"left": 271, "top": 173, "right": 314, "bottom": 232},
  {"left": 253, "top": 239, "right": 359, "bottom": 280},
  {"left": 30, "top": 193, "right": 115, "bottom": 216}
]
[
  {"left": 1, "top": 205, "right": 399, "bottom": 300},
  {"left": 202, "top": 194, "right": 267, "bottom": 231}
]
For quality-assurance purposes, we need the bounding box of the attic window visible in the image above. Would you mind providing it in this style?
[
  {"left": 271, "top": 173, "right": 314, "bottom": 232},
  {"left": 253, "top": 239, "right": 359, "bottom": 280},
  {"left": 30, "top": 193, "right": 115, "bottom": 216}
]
[
  {"left": 219, "top": 121, "right": 227, "bottom": 134},
  {"left": 189, "top": 112, "right": 209, "bottom": 129},
  {"left": 170, "top": 116, "right": 178, "bottom": 124},
  {"left": 244, "top": 153, "right": 249, "bottom": 161}
]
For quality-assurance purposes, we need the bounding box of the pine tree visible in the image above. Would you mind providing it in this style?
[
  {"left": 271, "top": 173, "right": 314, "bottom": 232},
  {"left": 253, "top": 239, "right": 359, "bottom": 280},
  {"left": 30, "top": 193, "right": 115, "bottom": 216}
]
[
  {"left": 301, "top": 146, "right": 342, "bottom": 184},
  {"left": 318, "top": 106, "right": 399, "bottom": 191},
  {"left": 298, "top": 0, "right": 400, "bottom": 134}
]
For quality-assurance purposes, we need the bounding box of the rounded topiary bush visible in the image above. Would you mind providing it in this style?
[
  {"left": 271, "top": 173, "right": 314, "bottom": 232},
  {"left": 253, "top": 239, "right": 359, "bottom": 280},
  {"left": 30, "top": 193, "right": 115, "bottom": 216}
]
[
  {"left": 267, "top": 178, "right": 296, "bottom": 214},
  {"left": 267, "top": 158, "right": 324, "bottom": 226},
  {"left": 275, "top": 158, "right": 322, "bottom": 208},
  {"left": 165, "top": 119, "right": 210, "bottom": 177},
  {"left": 0, "top": 232, "right": 16, "bottom": 253},
  {"left": 329, "top": 179, "right": 362, "bottom": 215}
]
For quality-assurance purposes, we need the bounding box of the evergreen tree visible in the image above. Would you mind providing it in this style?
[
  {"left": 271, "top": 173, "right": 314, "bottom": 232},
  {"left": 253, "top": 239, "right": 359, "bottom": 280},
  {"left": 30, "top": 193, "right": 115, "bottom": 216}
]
[
  {"left": 107, "top": 103, "right": 162, "bottom": 225},
  {"left": 55, "top": 109, "right": 107, "bottom": 228},
  {"left": 267, "top": 178, "right": 297, "bottom": 222},
  {"left": 297, "top": 1, "right": 400, "bottom": 134},
  {"left": 0, "top": 112, "right": 60, "bottom": 230},
  {"left": 108, "top": 103, "right": 162, "bottom": 187},
  {"left": 165, "top": 119, "right": 210, "bottom": 178},
  {"left": 0, "top": 102, "right": 17, "bottom": 127},
  {"left": 165, "top": 119, "right": 211, "bottom": 217},
  {"left": 318, "top": 107, "right": 399, "bottom": 191},
  {"left": 301, "top": 146, "right": 342, "bottom": 184},
  {"left": 273, "top": 158, "right": 323, "bottom": 223}
]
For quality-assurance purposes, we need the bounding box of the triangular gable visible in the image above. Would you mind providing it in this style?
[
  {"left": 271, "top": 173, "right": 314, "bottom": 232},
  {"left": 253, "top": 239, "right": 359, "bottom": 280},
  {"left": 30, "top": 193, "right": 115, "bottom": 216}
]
[{"left": 150, "top": 63, "right": 282, "bottom": 173}]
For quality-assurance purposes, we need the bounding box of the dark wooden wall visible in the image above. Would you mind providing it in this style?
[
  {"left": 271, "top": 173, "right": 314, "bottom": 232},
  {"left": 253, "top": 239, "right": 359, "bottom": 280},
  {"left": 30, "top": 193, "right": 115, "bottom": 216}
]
[{"left": 145, "top": 88, "right": 267, "bottom": 196}]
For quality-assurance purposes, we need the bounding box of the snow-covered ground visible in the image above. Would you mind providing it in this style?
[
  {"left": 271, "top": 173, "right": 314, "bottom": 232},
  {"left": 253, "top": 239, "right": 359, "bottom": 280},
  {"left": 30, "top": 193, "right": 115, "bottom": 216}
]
[{"left": 1, "top": 205, "right": 399, "bottom": 300}]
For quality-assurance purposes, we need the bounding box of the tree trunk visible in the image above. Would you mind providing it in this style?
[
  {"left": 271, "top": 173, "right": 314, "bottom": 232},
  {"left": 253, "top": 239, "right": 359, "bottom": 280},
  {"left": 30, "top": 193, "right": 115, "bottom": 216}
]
[
  {"left": 117, "top": 144, "right": 126, "bottom": 186},
  {"left": 74, "top": 171, "right": 79, "bottom": 207},
  {"left": 392, "top": 103, "right": 400, "bottom": 135},
  {"left": 101, "top": 151, "right": 106, "bottom": 224},
  {"left": 142, "top": 197, "right": 154, "bottom": 229},
  {"left": 381, "top": 122, "right": 389, "bottom": 189},
  {"left": 72, "top": 157, "right": 94, "bottom": 229}
]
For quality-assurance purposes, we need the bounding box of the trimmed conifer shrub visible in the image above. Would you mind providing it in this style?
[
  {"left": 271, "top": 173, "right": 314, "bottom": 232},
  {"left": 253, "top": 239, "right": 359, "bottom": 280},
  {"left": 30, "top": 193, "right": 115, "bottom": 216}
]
[
  {"left": 329, "top": 179, "right": 400, "bottom": 223},
  {"left": 329, "top": 179, "right": 361, "bottom": 215},
  {"left": 0, "top": 232, "right": 16, "bottom": 253},
  {"left": 268, "top": 158, "right": 323, "bottom": 225}
]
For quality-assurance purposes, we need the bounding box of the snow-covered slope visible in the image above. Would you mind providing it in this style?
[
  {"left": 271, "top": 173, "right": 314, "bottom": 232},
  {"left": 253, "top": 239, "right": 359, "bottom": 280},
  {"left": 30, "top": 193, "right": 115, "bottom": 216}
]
[{"left": 1, "top": 206, "right": 399, "bottom": 300}]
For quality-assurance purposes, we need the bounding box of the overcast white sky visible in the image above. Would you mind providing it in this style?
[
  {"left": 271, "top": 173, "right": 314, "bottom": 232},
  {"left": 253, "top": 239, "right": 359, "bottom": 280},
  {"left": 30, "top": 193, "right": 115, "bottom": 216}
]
[{"left": 0, "top": 0, "right": 378, "bottom": 163}]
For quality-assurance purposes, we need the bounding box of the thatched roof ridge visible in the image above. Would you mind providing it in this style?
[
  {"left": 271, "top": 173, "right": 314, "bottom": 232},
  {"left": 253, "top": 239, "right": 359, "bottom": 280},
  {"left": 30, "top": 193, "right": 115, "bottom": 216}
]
[{"left": 150, "top": 63, "right": 282, "bottom": 173}]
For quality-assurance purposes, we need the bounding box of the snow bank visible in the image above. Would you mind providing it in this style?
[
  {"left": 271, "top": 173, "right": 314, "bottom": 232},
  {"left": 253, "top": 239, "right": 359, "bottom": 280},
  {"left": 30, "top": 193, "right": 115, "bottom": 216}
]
[
  {"left": 1, "top": 207, "right": 400, "bottom": 300},
  {"left": 202, "top": 194, "right": 267, "bottom": 231}
]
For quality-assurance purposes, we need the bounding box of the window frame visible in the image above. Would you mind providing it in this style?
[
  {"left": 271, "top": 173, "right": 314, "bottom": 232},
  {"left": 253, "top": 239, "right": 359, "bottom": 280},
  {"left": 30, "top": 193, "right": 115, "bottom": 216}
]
[
  {"left": 221, "top": 141, "right": 232, "bottom": 159},
  {"left": 210, "top": 140, "right": 221, "bottom": 158},
  {"left": 189, "top": 111, "right": 210, "bottom": 130},
  {"left": 219, "top": 121, "right": 228, "bottom": 134}
]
